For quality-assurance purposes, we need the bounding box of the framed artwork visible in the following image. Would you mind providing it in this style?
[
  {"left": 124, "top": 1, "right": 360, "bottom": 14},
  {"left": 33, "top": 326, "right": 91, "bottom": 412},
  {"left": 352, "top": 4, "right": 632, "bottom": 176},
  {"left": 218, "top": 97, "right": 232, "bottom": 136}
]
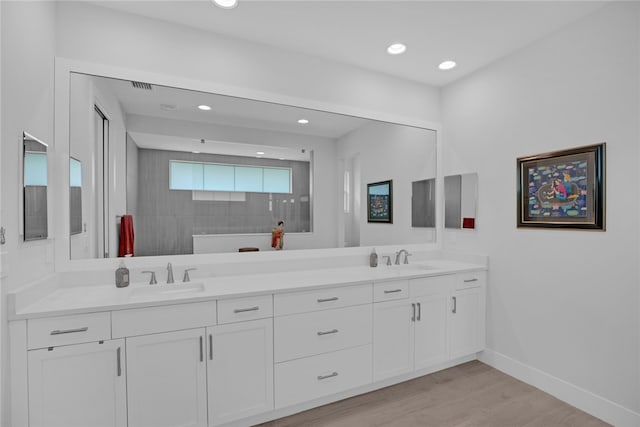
[
  {"left": 517, "top": 143, "right": 605, "bottom": 230},
  {"left": 367, "top": 180, "right": 393, "bottom": 223}
]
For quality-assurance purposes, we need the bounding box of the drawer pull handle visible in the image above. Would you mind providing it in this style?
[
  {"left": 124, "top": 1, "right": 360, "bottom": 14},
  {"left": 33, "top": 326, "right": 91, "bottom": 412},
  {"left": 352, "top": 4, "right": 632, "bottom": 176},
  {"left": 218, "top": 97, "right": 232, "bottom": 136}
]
[
  {"left": 417, "top": 302, "right": 421, "bottom": 321},
  {"left": 411, "top": 303, "right": 416, "bottom": 322},
  {"left": 199, "top": 336, "right": 204, "bottom": 363},
  {"left": 116, "top": 347, "right": 122, "bottom": 377},
  {"left": 317, "top": 297, "right": 339, "bottom": 303},
  {"left": 317, "top": 329, "right": 339, "bottom": 336},
  {"left": 464, "top": 278, "right": 478, "bottom": 283},
  {"left": 452, "top": 296, "right": 457, "bottom": 314},
  {"left": 384, "top": 289, "right": 403, "bottom": 294},
  {"left": 50, "top": 327, "right": 88, "bottom": 335},
  {"left": 233, "top": 306, "right": 259, "bottom": 313},
  {"left": 317, "top": 372, "right": 338, "bottom": 381}
]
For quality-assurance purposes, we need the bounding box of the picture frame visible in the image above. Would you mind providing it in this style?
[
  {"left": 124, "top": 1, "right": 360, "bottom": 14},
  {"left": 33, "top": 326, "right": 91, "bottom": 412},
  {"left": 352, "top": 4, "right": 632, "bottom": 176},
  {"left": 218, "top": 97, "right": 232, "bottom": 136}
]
[
  {"left": 367, "top": 180, "right": 393, "bottom": 223},
  {"left": 517, "top": 143, "right": 605, "bottom": 230}
]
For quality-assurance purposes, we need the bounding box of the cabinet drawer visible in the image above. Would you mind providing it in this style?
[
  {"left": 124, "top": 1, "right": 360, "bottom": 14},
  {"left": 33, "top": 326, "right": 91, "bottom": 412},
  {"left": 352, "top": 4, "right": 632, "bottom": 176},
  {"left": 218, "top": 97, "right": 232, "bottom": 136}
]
[
  {"left": 456, "top": 271, "right": 486, "bottom": 290},
  {"left": 112, "top": 301, "right": 217, "bottom": 337},
  {"left": 274, "top": 304, "right": 371, "bottom": 362},
  {"left": 275, "top": 344, "right": 372, "bottom": 408},
  {"left": 373, "top": 280, "right": 409, "bottom": 302},
  {"left": 28, "top": 312, "right": 111, "bottom": 349},
  {"left": 410, "top": 275, "right": 454, "bottom": 298},
  {"left": 274, "top": 284, "right": 372, "bottom": 316},
  {"left": 217, "top": 294, "right": 273, "bottom": 324}
]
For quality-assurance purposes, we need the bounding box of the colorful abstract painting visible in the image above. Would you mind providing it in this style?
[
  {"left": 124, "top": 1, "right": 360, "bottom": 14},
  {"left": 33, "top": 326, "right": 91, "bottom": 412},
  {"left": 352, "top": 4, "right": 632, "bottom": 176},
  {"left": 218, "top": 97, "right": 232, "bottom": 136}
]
[
  {"left": 517, "top": 143, "right": 605, "bottom": 230},
  {"left": 367, "top": 180, "right": 393, "bottom": 223}
]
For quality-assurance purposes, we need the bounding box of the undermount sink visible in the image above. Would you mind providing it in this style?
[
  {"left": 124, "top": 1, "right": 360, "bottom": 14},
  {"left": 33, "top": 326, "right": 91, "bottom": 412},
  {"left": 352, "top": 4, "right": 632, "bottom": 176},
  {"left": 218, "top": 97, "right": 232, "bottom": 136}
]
[{"left": 129, "top": 282, "right": 206, "bottom": 299}]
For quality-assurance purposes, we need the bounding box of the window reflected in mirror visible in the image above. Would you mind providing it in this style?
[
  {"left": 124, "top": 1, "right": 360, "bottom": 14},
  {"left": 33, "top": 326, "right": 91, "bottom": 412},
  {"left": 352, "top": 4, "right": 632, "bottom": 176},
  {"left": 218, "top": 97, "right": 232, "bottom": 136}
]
[{"left": 23, "top": 132, "right": 48, "bottom": 241}]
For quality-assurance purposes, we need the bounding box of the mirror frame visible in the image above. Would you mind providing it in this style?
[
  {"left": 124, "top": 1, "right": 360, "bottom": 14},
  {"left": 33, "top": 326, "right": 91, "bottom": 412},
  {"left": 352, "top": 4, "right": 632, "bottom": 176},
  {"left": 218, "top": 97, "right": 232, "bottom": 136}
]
[{"left": 54, "top": 58, "right": 444, "bottom": 271}]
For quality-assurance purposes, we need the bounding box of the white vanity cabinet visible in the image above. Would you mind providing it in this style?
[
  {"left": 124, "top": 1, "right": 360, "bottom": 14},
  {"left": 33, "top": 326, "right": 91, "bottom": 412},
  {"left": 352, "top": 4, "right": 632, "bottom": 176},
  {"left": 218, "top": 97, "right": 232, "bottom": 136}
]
[
  {"left": 450, "top": 272, "right": 486, "bottom": 359},
  {"left": 126, "top": 328, "right": 209, "bottom": 427},
  {"left": 113, "top": 301, "right": 217, "bottom": 427},
  {"left": 207, "top": 295, "right": 274, "bottom": 426},
  {"left": 27, "top": 339, "right": 127, "bottom": 427},
  {"left": 273, "top": 284, "right": 373, "bottom": 408},
  {"left": 373, "top": 274, "right": 466, "bottom": 381}
]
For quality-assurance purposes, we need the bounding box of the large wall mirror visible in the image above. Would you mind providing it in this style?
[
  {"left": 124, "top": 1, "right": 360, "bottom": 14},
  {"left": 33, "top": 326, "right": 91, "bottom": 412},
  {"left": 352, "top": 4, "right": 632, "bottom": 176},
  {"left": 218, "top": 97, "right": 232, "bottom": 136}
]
[
  {"left": 67, "top": 72, "right": 437, "bottom": 259},
  {"left": 23, "top": 132, "right": 49, "bottom": 241}
]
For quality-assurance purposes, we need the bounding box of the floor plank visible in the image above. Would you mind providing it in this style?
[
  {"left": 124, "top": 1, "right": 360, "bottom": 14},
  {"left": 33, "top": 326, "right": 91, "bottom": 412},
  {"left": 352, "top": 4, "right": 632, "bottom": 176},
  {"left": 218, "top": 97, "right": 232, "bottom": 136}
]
[{"left": 257, "top": 361, "right": 610, "bottom": 427}]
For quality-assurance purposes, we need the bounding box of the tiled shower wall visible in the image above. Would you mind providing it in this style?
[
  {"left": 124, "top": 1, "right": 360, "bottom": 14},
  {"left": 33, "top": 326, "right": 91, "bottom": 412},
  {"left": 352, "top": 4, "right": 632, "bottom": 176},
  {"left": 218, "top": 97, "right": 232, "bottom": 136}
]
[{"left": 133, "top": 148, "right": 310, "bottom": 256}]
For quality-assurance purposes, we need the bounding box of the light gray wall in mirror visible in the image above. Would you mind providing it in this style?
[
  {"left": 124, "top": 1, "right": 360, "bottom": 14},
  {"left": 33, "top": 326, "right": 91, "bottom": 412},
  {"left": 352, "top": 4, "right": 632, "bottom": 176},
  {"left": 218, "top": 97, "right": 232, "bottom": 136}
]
[
  {"left": 444, "top": 173, "right": 478, "bottom": 229},
  {"left": 412, "top": 178, "right": 436, "bottom": 228},
  {"left": 68, "top": 72, "right": 437, "bottom": 257},
  {"left": 23, "top": 132, "right": 48, "bottom": 241}
]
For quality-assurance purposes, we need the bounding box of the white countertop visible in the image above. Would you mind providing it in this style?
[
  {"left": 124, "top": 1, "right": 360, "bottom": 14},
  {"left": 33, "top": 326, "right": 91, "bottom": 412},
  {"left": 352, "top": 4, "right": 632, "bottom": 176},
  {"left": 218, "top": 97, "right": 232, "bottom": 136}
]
[{"left": 11, "top": 260, "right": 485, "bottom": 320}]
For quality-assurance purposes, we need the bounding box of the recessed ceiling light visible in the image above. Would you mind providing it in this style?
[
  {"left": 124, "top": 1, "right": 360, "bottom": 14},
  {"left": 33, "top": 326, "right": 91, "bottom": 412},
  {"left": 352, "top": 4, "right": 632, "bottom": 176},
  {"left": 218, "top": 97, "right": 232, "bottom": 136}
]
[
  {"left": 212, "top": 0, "right": 238, "bottom": 9},
  {"left": 297, "top": 119, "right": 309, "bottom": 124},
  {"left": 438, "top": 60, "right": 457, "bottom": 70},
  {"left": 192, "top": 151, "right": 200, "bottom": 154},
  {"left": 256, "top": 151, "right": 265, "bottom": 155},
  {"left": 387, "top": 43, "right": 407, "bottom": 55},
  {"left": 198, "top": 105, "right": 211, "bottom": 111}
]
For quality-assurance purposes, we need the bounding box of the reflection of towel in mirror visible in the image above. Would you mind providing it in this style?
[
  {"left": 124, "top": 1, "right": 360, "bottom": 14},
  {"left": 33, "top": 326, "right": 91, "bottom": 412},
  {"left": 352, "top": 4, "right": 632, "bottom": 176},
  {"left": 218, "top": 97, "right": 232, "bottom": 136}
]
[
  {"left": 271, "top": 228, "right": 283, "bottom": 250},
  {"left": 119, "top": 215, "right": 135, "bottom": 257}
]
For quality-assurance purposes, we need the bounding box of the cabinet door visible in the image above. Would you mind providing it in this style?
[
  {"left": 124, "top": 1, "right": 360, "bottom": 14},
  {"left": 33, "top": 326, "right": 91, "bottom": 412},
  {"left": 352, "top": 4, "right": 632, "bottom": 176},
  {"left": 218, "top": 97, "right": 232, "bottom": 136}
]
[
  {"left": 414, "top": 293, "right": 450, "bottom": 370},
  {"left": 450, "top": 286, "right": 484, "bottom": 359},
  {"left": 207, "top": 318, "right": 274, "bottom": 426},
  {"left": 126, "top": 329, "right": 208, "bottom": 427},
  {"left": 28, "top": 339, "right": 126, "bottom": 427},
  {"left": 373, "top": 299, "right": 414, "bottom": 381}
]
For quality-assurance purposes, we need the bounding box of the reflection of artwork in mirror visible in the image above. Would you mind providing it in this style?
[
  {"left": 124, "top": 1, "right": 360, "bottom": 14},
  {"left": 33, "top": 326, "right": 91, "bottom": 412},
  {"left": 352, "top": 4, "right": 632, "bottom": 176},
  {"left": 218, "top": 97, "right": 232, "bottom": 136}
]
[
  {"left": 445, "top": 173, "right": 478, "bottom": 229},
  {"left": 412, "top": 178, "right": 435, "bottom": 228},
  {"left": 517, "top": 143, "right": 605, "bottom": 230},
  {"left": 23, "top": 132, "right": 48, "bottom": 241},
  {"left": 367, "top": 180, "right": 392, "bottom": 223},
  {"left": 70, "top": 157, "right": 83, "bottom": 235}
]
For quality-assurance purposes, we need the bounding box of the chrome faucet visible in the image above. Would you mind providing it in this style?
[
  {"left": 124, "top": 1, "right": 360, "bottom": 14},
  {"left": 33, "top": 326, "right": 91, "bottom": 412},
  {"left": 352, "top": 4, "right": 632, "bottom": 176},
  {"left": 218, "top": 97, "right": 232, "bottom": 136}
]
[
  {"left": 395, "top": 249, "right": 412, "bottom": 265},
  {"left": 183, "top": 268, "right": 197, "bottom": 283},
  {"left": 166, "top": 263, "right": 174, "bottom": 284}
]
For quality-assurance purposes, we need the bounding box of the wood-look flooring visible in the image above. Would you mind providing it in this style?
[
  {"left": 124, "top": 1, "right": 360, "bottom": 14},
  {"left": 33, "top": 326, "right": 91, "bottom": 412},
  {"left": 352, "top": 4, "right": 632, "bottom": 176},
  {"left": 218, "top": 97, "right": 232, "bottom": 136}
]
[{"left": 258, "top": 361, "right": 610, "bottom": 427}]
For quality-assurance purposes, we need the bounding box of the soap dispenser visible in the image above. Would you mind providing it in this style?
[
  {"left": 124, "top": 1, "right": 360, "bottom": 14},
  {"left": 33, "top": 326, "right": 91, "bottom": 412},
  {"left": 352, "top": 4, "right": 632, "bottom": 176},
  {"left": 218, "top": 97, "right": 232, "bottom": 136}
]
[
  {"left": 369, "top": 248, "right": 378, "bottom": 268},
  {"left": 115, "top": 261, "right": 130, "bottom": 288}
]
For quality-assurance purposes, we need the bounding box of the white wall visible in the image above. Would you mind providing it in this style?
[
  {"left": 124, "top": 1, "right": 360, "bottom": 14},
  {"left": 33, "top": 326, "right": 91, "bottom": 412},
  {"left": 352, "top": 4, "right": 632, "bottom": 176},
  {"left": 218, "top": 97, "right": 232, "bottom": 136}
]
[
  {"left": 1, "top": 2, "right": 56, "bottom": 425},
  {"left": 68, "top": 74, "right": 128, "bottom": 259},
  {"left": 55, "top": 2, "right": 440, "bottom": 127},
  {"left": 441, "top": 2, "right": 639, "bottom": 421},
  {"left": 338, "top": 122, "right": 437, "bottom": 248}
]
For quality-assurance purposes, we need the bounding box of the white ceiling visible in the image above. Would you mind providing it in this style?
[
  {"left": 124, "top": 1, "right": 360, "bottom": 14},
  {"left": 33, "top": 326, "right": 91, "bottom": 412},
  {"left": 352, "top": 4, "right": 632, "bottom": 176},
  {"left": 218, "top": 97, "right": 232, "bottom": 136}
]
[{"left": 91, "top": 0, "right": 608, "bottom": 87}]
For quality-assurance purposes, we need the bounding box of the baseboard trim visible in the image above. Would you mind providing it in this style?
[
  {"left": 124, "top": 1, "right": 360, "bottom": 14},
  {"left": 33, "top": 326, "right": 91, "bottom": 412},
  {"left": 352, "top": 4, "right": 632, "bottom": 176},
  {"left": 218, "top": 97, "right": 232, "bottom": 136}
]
[{"left": 479, "top": 348, "right": 640, "bottom": 427}]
